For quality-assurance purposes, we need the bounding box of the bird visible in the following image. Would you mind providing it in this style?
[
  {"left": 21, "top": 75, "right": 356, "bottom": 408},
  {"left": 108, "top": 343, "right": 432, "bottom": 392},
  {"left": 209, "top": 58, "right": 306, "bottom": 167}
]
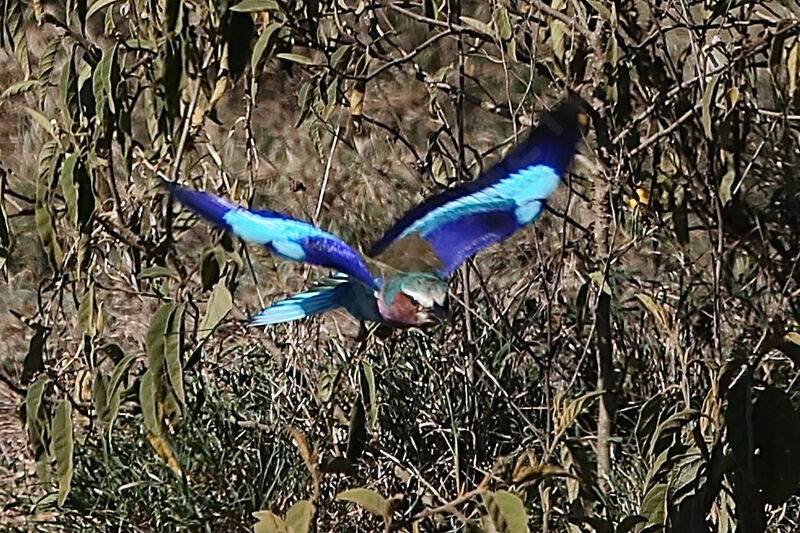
[{"left": 164, "top": 98, "right": 586, "bottom": 328}]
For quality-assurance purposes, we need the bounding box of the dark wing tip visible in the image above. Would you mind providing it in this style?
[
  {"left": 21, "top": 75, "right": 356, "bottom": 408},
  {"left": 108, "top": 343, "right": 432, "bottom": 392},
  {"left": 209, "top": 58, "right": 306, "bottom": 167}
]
[{"left": 518, "top": 95, "right": 588, "bottom": 174}]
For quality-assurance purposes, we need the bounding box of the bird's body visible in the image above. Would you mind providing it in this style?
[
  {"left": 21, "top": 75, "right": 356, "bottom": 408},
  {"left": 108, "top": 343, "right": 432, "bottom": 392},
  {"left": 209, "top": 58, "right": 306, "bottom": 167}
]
[{"left": 166, "top": 98, "right": 585, "bottom": 328}]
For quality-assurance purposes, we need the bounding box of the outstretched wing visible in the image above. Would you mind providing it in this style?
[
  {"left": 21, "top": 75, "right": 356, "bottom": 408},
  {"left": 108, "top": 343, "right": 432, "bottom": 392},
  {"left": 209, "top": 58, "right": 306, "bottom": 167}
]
[
  {"left": 166, "top": 182, "right": 378, "bottom": 289},
  {"left": 370, "top": 98, "right": 585, "bottom": 276}
]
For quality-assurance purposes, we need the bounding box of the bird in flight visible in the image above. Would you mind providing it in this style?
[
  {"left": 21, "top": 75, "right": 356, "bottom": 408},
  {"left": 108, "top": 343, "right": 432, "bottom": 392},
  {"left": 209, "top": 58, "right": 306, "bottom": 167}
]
[{"left": 165, "top": 98, "right": 585, "bottom": 328}]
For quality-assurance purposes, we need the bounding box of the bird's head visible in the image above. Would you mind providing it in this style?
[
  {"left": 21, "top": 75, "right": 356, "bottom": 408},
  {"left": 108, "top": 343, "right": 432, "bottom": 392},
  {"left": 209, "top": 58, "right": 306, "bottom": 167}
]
[{"left": 376, "top": 272, "right": 448, "bottom": 327}]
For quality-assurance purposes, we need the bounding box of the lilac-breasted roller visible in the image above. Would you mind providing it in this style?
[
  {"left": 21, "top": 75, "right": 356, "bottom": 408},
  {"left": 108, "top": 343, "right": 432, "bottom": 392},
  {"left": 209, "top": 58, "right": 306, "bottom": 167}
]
[{"left": 165, "top": 98, "right": 585, "bottom": 328}]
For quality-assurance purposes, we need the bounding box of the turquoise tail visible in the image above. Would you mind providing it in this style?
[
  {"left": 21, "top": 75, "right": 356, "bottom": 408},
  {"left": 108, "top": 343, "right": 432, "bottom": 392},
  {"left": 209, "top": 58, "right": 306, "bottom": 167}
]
[{"left": 249, "top": 276, "right": 348, "bottom": 326}]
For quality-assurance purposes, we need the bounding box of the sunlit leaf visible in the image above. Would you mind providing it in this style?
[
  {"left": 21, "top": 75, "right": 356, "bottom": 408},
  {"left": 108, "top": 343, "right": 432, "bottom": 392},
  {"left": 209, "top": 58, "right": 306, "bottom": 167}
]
[
  {"left": 231, "top": 0, "right": 279, "bottom": 12},
  {"left": 460, "top": 16, "right": 492, "bottom": 36},
  {"left": 165, "top": 304, "right": 185, "bottom": 405},
  {"left": 482, "top": 490, "right": 529, "bottom": 533},
  {"left": 639, "top": 483, "right": 668, "bottom": 526},
  {"left": 139, "top": 368, "right": 161, "bottom": 436},
  {"left": 146, "top": 302, "right": 175, "bottom": 373},
  {"left": 329, "top": 44, "right": 351, "bottom": 70},
  {"left": 146, "top": 430, "right": 183, "bottom": 476},
  {"left": 198, "top": 282, "right": 232, "bottom": 343},
  {"left": 253, "top": 510, "right": 287, "bottom": 533},
  {"left": 701, "top": 74, "right": 720, "bottom": 138},
  {"left": 0, "top": 79, "right": 40, "bottom": 100},
  {"left": 93, "top": 372, "right": 110, "bottom": 423},
  {"left": 285, "top": 500, "right": 314, "bottom": 533},
  {"left": 51, "top": 400, "right": 73, "bottom": 507},
  {"left": 25, "top": 374, "right": 50, "bottom": 454},
  {"left": 276, "top": 53, "right": 315, "bottom": 65},
  {"left": 251, "top": 22, "right": 282, "bottom": 72},
  {"left": 59, "top": 50, "right": 78, "bottom": 128},
  {"left": 77, "top": 285, "right": 97, "bottom": 337},
  {"left": 361, "top": 361, "right": 377, "bottom": 429},
  {"left": 86, "top": 0, "right": 122, "bottom": 19},
  {"left": 336, "top": 488, "right": 385, "bottom": 516},
  {"left": 138, "top": 265, "right": 178, "bottom": 279},
  {"left": 92, "top": 43, "right": 117, "bottom": 118}
]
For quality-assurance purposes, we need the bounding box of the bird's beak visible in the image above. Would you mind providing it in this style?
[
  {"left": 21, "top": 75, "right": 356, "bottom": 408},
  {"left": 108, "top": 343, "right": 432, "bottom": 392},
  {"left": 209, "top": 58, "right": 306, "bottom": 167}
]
[{"left": 429, "top": 302, "right": 448, "bottom": 323}]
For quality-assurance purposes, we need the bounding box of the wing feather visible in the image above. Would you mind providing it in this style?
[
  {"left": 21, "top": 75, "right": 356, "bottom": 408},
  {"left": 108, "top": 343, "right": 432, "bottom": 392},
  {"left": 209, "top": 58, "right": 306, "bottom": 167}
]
[
  {"left": 370, "top": 98, "right": 584, "bottom": 275},
  {"left": 166, "top": 182, "right": 378, "bottom": 289}
]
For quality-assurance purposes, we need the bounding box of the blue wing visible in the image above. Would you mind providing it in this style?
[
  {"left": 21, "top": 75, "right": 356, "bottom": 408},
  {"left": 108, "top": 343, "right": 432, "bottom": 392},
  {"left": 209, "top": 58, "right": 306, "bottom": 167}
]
[
  {"left": 166, "top": 182, "right": 379, "bottom": 289},
  {"left": 370, "top": 99, "right": 584, "bottom": 276}
]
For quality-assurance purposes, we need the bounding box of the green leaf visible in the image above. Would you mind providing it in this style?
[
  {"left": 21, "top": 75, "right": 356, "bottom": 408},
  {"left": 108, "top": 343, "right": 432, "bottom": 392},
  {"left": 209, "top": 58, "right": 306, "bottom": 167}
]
[
  {"left": 146, "top": 303, "right": 176, "bottom": 374},
  {"left": 93, "top": 373, "right": 110, "bottom": 423},
  {"left": 198, "top": 282, "right": 232, "bottom": 343},
  {"left": 251, "top": 23, "right": 282, "bottom": 72},
  {"left": 639, "top": 483, "right": 668, "bottom": 525},
  {"left": 719, "top": 167, "right": 735, "bottom": 206},
  {"left": 4, "top": 0, "right": 29, "bottom": 75},
  {"left": 617, "top": 516, "right": 647, "bottom": 533},
  {"left": 253, "top": 510, "right": 287, "bottom": 533},
  {"left": 165, "top": 304, "right": 185, "bottom": 405},
  {"left": 36, "top": 142, "right": 63, "bottom": 268},
  {"left": 769, "top": 20, "right": 794, "bottom": 77},
  {"left": 22, "top": 327, "right": 46, "bottom": 384},
  {"left": 39, "top": 37, "right": 61, "bottom": 85},
  {"left": 201, "top": 246, "right": 225, "bottom": 291},
  {"left": 285, "top": 500, "right": 314, "bottom": 533},
  {"left": 361, "top": 361, "right": 377, "bottom": 429},
  {"left": 276, "top": 53, "right": 315, "bottom": 66},
  {"left": 104, "top": 353, "right": 137, "bottom": 428},
  {"left": 231, "top": 0, "right": 278, "bottom": 12},
  {"left": 59, "top": 51, "right": 78, "bottom": 128},
  {"left": 93, "top": 43, "right": 117, "bottom": 118},
  {"left": 336, "top": 488, "right": 385, "bottom": 516},
  {"left": 52, "top": 400, "right": 74, "bottom": 507},
  {"left": 346, "top": 395, "right": 367, "bottom": 464},
  {"left": 86, "top": 0, "right": 121, "bottom": 19},
  {"left": 26, "top": 374, "right": 50, "bottom": 452},
  {"left": 139, "top": 368, "right": 160, "bottom": 435},
  {"left": 585, "top": 0, "right": 613, "bottom": 21},
  {"left": 77, "top": 285, "right": 98, "bottom": 337},
  {"left": 493, "top": 6, "right": 513, "bottom": 41},
  {"left": 25, "top": 107, "right": 55, "bottom": 137},
  {"left": 549, "top": 19, "right": 568, "bottom": 63},
  {"left": 138, "top": 265, "right": 178, "bottom": 279},
  {"left": 297, "top": 82, "right": 312, "bottom": 116},
  {"left": 636, "top": 394, "right": 664, "bottom": 460},
  {"left": 482, "top": 490, "right": 529, "bottom": 533},
  {"left": 330, "top": 44, "right": 351, "bottom": 70},
  {"left": 1, "top": 79, "right": 40, "bottom": 100},
  {"left": 0, "top": 183, "right": 9, "bottom": 270},
  {"left": 108, "top": 353, "right": 137, "bottom": 398},
  {"left": 701, "top": 74, "right": 721, "bottom": 138},
  {"left": 460, "top": 16, "right": 492, "bottom": 36},
  {"left": 61, "top": 153, "right": 79, "bottom": 228}
]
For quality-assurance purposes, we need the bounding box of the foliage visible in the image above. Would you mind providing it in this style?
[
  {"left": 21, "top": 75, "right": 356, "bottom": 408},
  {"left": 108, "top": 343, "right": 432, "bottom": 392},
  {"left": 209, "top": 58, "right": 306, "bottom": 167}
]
[{"left": 1, "top": 0, "right": 799, "bottom": 531}]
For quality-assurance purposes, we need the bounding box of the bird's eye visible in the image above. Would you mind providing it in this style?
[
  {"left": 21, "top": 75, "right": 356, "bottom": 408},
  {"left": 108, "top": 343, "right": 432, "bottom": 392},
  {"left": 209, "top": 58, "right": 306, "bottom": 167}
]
[{"left": 406, "top": 294, "right": 420, "bottom": 306}]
